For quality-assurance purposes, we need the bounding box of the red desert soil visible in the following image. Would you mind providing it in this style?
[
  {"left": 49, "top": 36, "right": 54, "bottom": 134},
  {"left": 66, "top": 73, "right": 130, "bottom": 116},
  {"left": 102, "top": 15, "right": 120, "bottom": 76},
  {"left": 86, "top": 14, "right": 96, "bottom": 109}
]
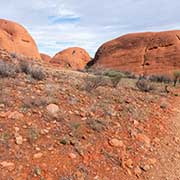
[
  {"left": 50, "top": 47, "right": 91, "bottom": 70},
  {"left": 145, "top": 95, "right": 180, "bottom": 180},
  {"left": 92, "top": 30, "right": 180, "bottom": 76},
  {"left": 0, "top": 51, "right": 180, "bottom": 180},
  {"left": 0, "top": 19, "right": 41, "bottom": 59},
  {"left": 40, "top": 53, "right": 51, "bottom": 62}
]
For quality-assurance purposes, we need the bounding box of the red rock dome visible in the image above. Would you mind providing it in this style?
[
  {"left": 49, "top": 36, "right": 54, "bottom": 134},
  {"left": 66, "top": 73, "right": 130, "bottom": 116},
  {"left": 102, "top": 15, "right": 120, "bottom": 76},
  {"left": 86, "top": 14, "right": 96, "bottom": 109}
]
[
  {"left": 50, "top": 47, "right": 91, "bottom": 70},
  {"left": 40, "top": 53, "right": 51, "bottom": 62},
  {"left": 93, "top": 30, "right": 180, "bottom": 75},
  {"left": 0, "top": 19, "right": 41, "bottom": 59}
]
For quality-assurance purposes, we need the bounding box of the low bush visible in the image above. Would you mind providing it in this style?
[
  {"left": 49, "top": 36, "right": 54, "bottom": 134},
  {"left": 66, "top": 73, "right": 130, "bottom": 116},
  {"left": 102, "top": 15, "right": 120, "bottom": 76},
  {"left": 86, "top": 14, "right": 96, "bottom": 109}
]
[
  {"left": 149, "top": 74, "right": 172, "bottom": 84},
  {"left": 173, "top": 70, "right": 180, "bottom": 87},
  {"left": 84, "top": 75, "right": 109, "bottom": 92},
  {"left": 19, "top": 61, "right": 45, "bottom": 81},
  {"left": 103, "top": 70, "right": 123, "bottom": 88},
  {"left": 136, "top": 79, "right": 154, "bottom": 92},
  {"left": 19, "top": 60, "right": 32, "bottom": 74},
  {"left": 122, "top": 71, "right": 137, "bottom": 79},
  {"left": 0, "top": 60, "right": 19, "bottom": 78},
  {"left": 30, "top": 67, "right": 46, "bottom": 81}
]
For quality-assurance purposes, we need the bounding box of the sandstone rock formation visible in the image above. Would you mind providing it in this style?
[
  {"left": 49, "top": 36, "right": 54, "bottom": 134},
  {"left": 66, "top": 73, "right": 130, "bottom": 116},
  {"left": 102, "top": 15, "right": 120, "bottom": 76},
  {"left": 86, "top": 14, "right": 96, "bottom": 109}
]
[
  {"left": 92, "top": 30, "right": 180, "bottom": 75},
  {"left": 0, "top": 19, "right": 40, "bottom": 59},
  {"left": 40, "top": 53, "right": 51, "bottom": 62},
  {"left": 50, "top": 47, "right": 91, "bottom": 70}
]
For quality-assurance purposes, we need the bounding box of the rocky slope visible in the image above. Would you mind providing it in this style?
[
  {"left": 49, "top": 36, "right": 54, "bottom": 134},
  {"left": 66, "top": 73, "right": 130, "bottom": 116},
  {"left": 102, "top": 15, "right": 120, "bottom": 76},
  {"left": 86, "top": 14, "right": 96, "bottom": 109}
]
[
  {"left": 50, "top": 47, "right": 91, "bottom": 70},
  {"left": 92, "top": 30, "right": 180, "bottom": 75},
  {"left": 0, "top": 52, "right": 179, "bottom": 179},
  {"left": 0, "top": 19, "right": 40, "bottom": 59}
]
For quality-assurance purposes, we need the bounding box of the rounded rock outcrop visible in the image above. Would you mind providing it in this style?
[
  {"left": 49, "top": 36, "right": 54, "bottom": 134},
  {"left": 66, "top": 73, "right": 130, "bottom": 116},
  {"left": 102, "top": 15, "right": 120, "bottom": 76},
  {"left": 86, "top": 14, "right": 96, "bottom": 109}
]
[
  {"left": 93, "top": 30, "right": 180, "bottom": 75},
  {"left": 0, "top": 19, "right": 41, "bottom": 59},
  {"left": 40, "top": 53, "right": 51, "bottom": 62},
  {"left": 50, "top": 47, "right": 91, "bottom": 70}
]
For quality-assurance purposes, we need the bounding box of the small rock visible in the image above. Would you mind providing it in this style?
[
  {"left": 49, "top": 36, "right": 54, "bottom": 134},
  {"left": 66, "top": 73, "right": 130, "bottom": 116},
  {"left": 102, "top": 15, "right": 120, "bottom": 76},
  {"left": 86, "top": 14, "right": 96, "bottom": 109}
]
[
  {"left": 109, "top": 138, "right": 124, "bottom": 147},
  {"left": 14, "top": 127, "right": 20, "bottom": 132},
  {"left": 140, "top": 164, "right": 151, "bottom": 171},
  {"left": 136, "top": 134, "right": 151, "bottom": 147},
  {"left": 69, "top": 153, "right": 77, "bottom": 159},
  {"left": 174, "top": 137, "right": 180, "bottom": 143},
  {"left": 125, "top": 159, "right": 133, "bottom": 169},
  {"left": 15, "top": 133, "right": 23, "bottom": 145},
  {"left": 0, "top": 104, "right": 5, "bottom": 108},
  {"left": 46, "top": 104, "right": 59, "bottom": 117},
  {"left": 33, "top": 152, "right": 43, "bottom": 159},
  {"left": 0, "top": 112, "right": 7, "bottom": 118},
  {"left": 8, "top": 111, "right": 24, "bottom": 120},
  {"left": 148, "top": 158, "right": 157, "bottom": 165},
  {"left": 134, "top": 166, "right": 142, "bottom": 177},
  {"left": 35, "top": 147, "right": 41, "bottom": 151},
  {"left": 0, "top": 161, "right": 15, "bottom": 171}
]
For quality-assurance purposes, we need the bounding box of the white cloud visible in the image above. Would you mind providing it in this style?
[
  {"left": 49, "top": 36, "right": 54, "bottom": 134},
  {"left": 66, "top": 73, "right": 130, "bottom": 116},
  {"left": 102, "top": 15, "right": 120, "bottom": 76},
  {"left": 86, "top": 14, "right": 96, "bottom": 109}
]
[{"left": 0, "top": 0, "right": 180, "bottom": 57}]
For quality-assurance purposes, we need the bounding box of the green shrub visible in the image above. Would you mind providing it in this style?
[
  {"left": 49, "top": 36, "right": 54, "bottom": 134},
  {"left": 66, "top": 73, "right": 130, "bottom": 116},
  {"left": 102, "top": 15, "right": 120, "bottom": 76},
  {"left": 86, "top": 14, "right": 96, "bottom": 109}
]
[
  {"left": 122, "top": 71, "right": 137, "bottom": 79},
  {"left": 103, "top": 70, "right": 123, "bottom": 88},
  {"left": 103, "top": 70, "right": 123, "bottom": 77}
]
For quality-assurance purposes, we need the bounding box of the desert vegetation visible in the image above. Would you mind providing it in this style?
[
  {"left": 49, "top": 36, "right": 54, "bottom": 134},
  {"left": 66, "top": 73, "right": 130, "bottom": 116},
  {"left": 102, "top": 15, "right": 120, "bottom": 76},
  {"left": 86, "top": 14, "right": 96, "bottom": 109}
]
[
  {"left": 0, "top": 59, "right": 46, "bottom": 81},
  {"left": 0, "top": 51, "right": 179, "bottom": 180},
  {"left": 173, "top": 70, "right": 180, "bottom": 87}
]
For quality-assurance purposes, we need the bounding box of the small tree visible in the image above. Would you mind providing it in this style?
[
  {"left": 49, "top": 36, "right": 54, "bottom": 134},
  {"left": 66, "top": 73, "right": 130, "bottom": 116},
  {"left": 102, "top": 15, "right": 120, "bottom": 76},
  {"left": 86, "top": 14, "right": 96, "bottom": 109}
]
[{"left": 173, "top": 70, "right": 180, "bottom": 87}]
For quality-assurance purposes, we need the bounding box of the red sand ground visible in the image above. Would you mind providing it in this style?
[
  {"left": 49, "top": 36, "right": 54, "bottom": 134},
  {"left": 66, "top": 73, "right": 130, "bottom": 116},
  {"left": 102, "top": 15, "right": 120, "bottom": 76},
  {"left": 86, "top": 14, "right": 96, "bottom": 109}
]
[{"left": 0, "top": 50, "right": 179, "bottom": 180}]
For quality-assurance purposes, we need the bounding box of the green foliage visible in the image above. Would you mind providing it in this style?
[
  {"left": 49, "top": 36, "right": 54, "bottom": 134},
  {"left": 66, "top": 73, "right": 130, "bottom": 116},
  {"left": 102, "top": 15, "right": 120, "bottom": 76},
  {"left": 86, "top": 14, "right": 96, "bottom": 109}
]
[{"left": 103, "top": 70, "right": 123, "bottom": 88}]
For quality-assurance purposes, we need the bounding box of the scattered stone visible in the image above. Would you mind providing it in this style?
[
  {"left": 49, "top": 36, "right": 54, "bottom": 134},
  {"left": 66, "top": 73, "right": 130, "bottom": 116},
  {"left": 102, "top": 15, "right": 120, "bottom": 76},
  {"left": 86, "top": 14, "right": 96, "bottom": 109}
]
[
  {"left": 33, "top": 152, "right": 43, "bottom": 159},
  {"left": 148, "top": 158, "right": 157, "bottom": 165},
  {"left": 136, "top": 134, "right": 151, "bottom": 147},
  {"left": 174, "top": 137, "right": 180, "bottom": 143},
  {"left": 14, "top": 127, "right": 20, "bottom": 132},
  {"left": 46, "top": 104, "right": 59, "bottom": 117},
  {"left": 69, "top": 153, "right": 77, "bottom": 159},
  {"left": 140, "top": 164, "right": 151, "bottom": 171},
  {"left": 0, "top": 161, "right": 15, "bottom": 171},
  {"left": 109, "top": 138, "right": 124, "bottom": 147},
  {"left": 0, "top": 112, "right": 7, "bottom": 118},
  {"left": 0, "top": 104, "right": 5, "bottom": 108},
  {"left": 125, "top": 159, "right": 133, "bottom": 169},
  {"left": 8, "top": 111, "right": 24, "bottom": 120},
  {"left": 15, "top": 133, "right": 23, "bottom": 145},
  {"left": 34, "top": 167, "right": 42, "bottom": 176},
  {"left": 134, "top": 166, "right": 142, "bottom": 177},
  {"left": 160, "top": 102, "right": 168, "bottom": 109}
]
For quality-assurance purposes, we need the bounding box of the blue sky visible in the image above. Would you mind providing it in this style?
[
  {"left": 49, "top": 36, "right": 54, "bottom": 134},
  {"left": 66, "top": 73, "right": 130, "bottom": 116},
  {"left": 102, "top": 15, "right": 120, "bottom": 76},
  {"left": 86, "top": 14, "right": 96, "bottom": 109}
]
[{"left": 0, "top": 0, "right": 179, "bottom": 57}]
